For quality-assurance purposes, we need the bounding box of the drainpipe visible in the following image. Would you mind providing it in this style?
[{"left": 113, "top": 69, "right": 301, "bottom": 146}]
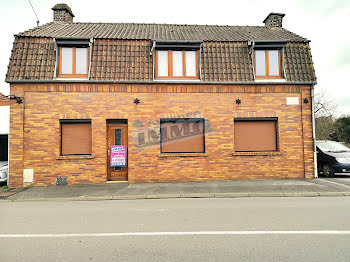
[{"left": 311, "top": 85, "right": 318, "bottom": 178}]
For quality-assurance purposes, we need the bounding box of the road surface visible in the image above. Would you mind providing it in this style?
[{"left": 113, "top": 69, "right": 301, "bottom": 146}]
[{"left": 1, "top": 197, "right": 350, "bottom": 261}]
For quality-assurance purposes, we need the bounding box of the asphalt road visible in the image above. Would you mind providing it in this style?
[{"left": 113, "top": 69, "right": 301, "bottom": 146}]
[{"left": 1, "top": 197, "right": 350, "bottom": 261}]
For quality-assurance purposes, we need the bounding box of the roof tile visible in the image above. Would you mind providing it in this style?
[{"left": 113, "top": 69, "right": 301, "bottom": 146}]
[
  {"left": 6, "top": 23, "right": 316, "bottom": 82},
  {"left": 17, "top": 22, "right": 308, "bottom": 42}
]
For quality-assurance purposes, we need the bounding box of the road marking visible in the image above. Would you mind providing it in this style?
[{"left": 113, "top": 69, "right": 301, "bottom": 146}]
[
  {"left": 1, "top": 231, "right": 350, "bottom": 238},
  {"left": 319, "top": 178, "right": 350, "bottom": 189}
]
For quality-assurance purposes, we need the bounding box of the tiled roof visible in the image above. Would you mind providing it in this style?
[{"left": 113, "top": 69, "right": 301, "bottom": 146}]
[
  {"left": 90, "top": 40, "right": 253, "bottom": 81},
  {"left": 91, "top": 40, "right": 152, "bottom": 81},
  {"left": 6, "top": 37, "right": 316, "bottom": 82},
  {"left": 201, "top": 42, "right": 253, "bottom": 81},
  {"left": 6, "top": 21, "right": 316, "bottom": 83},
  {"left": 6, "top": 37, "right": 56, "bottom": 81},
  {"left": 284, "top": 43, "right": 316, "bottom": 82},
  {"left": 17, "top": 22, "right": 308, "bottom": 42}
]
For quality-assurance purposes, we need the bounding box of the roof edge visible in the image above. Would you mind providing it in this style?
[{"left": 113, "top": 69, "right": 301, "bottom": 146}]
[
  {"left": 6, "top": 79, "right": 317, "bottom": 85},
  {"left": 11, "top": 35, "right": 310, "bottom": 43}
]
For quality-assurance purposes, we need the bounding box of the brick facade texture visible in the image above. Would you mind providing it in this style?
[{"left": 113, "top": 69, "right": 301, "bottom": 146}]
[{"left": 8, "top": 83, "right": 314, "bottom": 187}]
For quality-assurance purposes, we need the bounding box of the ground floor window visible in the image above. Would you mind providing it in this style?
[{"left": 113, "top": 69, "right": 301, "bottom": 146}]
[
  {"left": 234, "top": 118, "right": 278, "bottom": 152},
  {"left": 60, "top": 120, "right": 92, "bottom": 155},
  {"left": 160, "top": 118, "right": 205, "bottom": 153}
]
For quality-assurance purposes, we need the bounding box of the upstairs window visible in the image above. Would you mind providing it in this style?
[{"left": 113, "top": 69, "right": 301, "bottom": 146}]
[
  {"left": 156, "top": 50, "right": 199, "bottom": 79},
  {"left": 56, "top": 39, "right": 90, "bottom": 78},
  {"left": 58, "top": 47, "right": 89, "bottom": 78},
  {"left": 254, "top": 50, "right": 281, "bottom": 79}
]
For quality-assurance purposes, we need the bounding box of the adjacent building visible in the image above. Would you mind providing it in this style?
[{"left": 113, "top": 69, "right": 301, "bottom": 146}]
[
  {"left": 5, "top": 4, "right": 317, "bottom": 187},
  {"left": 0, "top": 93, "right": 9, "bottom": 164}
]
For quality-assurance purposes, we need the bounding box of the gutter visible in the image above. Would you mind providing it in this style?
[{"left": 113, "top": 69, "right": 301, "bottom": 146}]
[
  {"left": 6, "top": 79, "right": 318, "bottom": 85},
  {"left": 311, "top": 85, "right": 318, "bottom": 178}
]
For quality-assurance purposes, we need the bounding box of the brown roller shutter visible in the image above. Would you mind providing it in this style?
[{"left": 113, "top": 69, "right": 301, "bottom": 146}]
[
  {"left": 234, "top": 121, "right": 277, "bottom": 151},
  {"left": 61, "top": 122, "right": 92, "bottom": 155},
  {"left": 161, "top": 119, "right": 204, "bottom": 153}
]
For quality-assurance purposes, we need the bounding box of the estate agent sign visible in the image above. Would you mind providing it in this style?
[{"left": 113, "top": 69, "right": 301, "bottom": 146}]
[{"left": 110, "top": 145, "right": 127, "bottom": 167}]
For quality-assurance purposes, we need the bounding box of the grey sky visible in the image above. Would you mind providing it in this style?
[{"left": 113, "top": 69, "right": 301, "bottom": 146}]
[{"left": 1, "top": 0, "right": 349, "bottom": 115}]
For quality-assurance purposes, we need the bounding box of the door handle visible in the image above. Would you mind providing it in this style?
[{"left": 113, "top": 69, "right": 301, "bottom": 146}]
[{"left": 108, "top": 150, "right": 110, "bottom": 156}]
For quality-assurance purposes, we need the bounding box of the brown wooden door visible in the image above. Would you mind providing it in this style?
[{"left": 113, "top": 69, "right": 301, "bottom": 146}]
[{"left": 107, "top": 124, "right": 128, "bottom": 181}]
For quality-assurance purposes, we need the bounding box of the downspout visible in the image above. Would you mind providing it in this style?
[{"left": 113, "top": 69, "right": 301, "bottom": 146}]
[
  {"left": 248, "top": 41, "right": 255, "bottom": 80},
  {"left": 88, "top": 38, "right": 93, "bottom": 79},
  {"left": 151, "top": 41, "right": 155, "bottom": 80},
  {"left": 53, "top": 38, "right": 57, "bottom": 78},
  {"left": 311, "top": 85, "right": 318, "bottom": 178}
]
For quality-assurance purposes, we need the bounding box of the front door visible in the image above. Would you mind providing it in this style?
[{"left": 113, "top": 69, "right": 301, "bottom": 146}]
[{"left": 107, "top": 123, "right": 128, "bottom": 181}]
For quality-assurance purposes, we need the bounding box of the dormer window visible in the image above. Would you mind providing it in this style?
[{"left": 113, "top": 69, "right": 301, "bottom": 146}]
[
  {"left": 56, "top": 39, "right": 90, "bottom": 78},
  {"left": 156, "top": 50, "right": 199, "bottom": 79},
  {"left": 252, "top": 41, "right": 285, "bottom": 80},
  {"left": 254, "top": 50, "right": 281, "bottom": 78},
  {"left": 59, "top": 47, "right": 88, "bottom": 77},
  {"left": 154, "top": 41, "right": 201, "bottom": 80}
]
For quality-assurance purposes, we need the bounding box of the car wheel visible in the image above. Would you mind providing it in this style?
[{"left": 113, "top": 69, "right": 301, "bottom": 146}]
[{"left": 322, "top": 164, "right": 334, "bottom": 177}]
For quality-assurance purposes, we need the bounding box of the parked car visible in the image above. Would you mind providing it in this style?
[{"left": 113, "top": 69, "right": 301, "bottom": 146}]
[
  {"left": 316, "top": 141, "right": 350, "bottom": 177},
  {"left": 0, "top": 161, "right": 8, "bottom": 185}
]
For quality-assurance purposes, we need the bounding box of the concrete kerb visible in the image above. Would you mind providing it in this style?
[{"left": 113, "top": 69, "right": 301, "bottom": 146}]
[
  {"left": 214, "top": 192, "right": 250, "bottom": 198},
  {"left": 2, "top": 191, "right": 350, "bottom": 202},
  {"left": 318, "top": 192, "right": 350, "bottom": 197},
  {"left": 180, "top": 193, "right": 215, "bottom": 198},
  {"left": 283, "top": 192, "right": 320, "bottom": 197},
  {"left": 248, "top": 192, "right": 285, "bottom": 197}
]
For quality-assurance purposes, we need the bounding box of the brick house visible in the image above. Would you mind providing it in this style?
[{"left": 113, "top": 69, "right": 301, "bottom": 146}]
[
  {"left": 5, "top": 4, "right": 317, "bottom": 187},
  {"left": 0, "top": 93, "right": 9, "bottom": 162}
]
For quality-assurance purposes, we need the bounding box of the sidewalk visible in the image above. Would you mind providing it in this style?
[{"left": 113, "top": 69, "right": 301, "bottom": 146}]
[{"left": 2, "top": 178, "right": 350, "bottom": 202}]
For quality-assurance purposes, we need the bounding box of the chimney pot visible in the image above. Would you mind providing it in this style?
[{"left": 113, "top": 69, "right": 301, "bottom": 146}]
[
  {"left": 52, "top": 3, "right": 74, "bottom": 23},
  {"left": 263, "top": 13, "right": 285, "bottom": 28}
]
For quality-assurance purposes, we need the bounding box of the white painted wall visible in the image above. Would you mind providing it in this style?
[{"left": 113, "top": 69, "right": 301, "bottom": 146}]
[{"left": 0, "top": 106, "right": 9, "bottom": 135}]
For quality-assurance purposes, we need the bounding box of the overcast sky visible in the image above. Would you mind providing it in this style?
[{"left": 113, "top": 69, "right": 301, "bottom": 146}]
[{"left": 1, "top": 0, "right": 349, "bottom": 115}]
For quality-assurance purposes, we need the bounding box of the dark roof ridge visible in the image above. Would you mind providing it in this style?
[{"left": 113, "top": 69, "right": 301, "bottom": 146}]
[{"left": 50, "top": 21, "right": 276, "bottom": 28}]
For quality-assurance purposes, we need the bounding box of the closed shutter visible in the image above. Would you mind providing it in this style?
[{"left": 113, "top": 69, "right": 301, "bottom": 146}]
[
  {"left": 161, "top": 119, "right": 204, "bottom": 153},
  {"left": 61, "top": 122, "right": 92, "bottom": 155},
  {"left": 234, "top": 120, "right": 277, "bottom": 151}
]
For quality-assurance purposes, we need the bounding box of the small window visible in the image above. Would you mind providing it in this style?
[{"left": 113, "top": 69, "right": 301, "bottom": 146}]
[
  {"left": 255, "top": 50, "right": 281, "bottom": 78},
  {"left": 58, "top": 47, "right": 89, "bottom": 78},
  {"left": 160, "top": 118, "right": 205, "bottom": 153},
  {"left": 61, "top": 120, "right": 92, "bottom": 155},
  {"left": 155, "top": 50, "right": 199, "bottom": 79},
  {"left": 234, "top": 118, "right": 278, "bottom": 152}
]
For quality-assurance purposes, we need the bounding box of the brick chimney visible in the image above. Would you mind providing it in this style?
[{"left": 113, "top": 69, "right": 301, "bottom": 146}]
[
  {"left": 52, "top": 3, "right": 74, "bottom": 23},
  {"left": 263, "top": 13, "right": 285, "bottom": 28}
]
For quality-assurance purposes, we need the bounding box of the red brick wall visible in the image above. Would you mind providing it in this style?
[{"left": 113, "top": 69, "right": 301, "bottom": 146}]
[{"left": 9, "top": 83, "right": 314, "bottom": 187}]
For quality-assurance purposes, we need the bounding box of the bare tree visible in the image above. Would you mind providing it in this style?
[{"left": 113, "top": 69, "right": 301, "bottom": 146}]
[
  {"left": 315, "top": 115, "right": 336, "bottom": 140},
  {"left": 314, "top": 88, "right": 337, "bottom": 118},
  {"left": 314, "top": 88, "right": 338, "bottom": 140}
]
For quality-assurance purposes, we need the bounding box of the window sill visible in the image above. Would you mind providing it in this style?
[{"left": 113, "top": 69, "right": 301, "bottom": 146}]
[
  {"left": 54, "top": 77, "right": 89, "bottom": 80},
  {"left": 159, "top": 153, "right": 207, "bottom": 158},
  {"left": 254, "top": 78, "right": 286, "bottom": 82},
  {"left": 57, "top": 155, "right": 95, "bottom": 160},
  {"left": 232, "top": 152, "right": 282, "bottom": 156},
  {"left": 153, "top": 79, "right": 201, "bottom": 82}
]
